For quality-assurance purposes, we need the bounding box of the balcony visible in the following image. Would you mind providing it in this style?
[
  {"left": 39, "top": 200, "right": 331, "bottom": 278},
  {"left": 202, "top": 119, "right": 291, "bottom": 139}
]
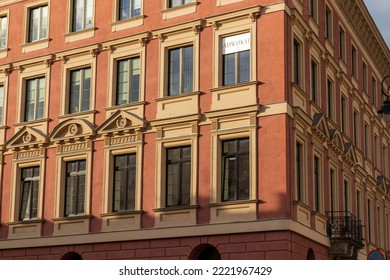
[{"left": 326, "top": 211, "right": 364, "bottom": 259}]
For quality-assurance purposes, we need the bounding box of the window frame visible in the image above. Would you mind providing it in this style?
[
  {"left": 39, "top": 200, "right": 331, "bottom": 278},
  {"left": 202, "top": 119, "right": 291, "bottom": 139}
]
[
  {"left": 293, "top": 37, "right": 303, "bottom": 87},
  {"left": 117, "top": 0, "right": 141, "bottom": 21},
  {"left": 68, "top": 67, "right": 91, "bottom": 114},
  {"left": 351, "top": 44, "right": 357, "bottom": 78},
  {"left": 27, "top": 4, "right": 49, "bottom": 43},
  {"left": 362, "top": 61, "right": 368, "bottom": 93},
  {"left": 325, "top": 4, "right": 333, "bottom": 43},
  {"left": 71, "top": 0, "right": 94, "bottom": 32},
  {"left": 309, "top": 0, "right": 317, "bottom": 22},
  {"left": 168, "top": 0, "right": 193, "bottom": 8},
  {"left": 24, "top": 76, "right": 46, "bottom": 122},
  {"left": 167, "top": 45, "right": 194, "bottom": 96},
  {"left": 0, "top": 11, "right": 8, "bottom": 51},
  {"left": 310, "top": 57, "right": 319, "bottom": 104},
  {"left": 326, "top": 77, "right": 334, "bottom": 119},
  {"left": 339, "top": 25, "right": 345, "bottom": 61}
]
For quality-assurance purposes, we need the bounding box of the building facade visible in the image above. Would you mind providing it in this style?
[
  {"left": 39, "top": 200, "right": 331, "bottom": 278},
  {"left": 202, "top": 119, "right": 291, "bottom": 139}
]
[{"left": 0, "top": 0, "right": 389, "bottom": 260}]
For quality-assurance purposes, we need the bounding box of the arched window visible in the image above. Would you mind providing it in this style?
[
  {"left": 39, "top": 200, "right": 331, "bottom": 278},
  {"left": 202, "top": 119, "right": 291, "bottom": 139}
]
[
  {"left": 189, "top": 244, "right": 221, "bottom": 260},
  {"left": 61, "top": 252, "right": 83, "bottom": 260}
]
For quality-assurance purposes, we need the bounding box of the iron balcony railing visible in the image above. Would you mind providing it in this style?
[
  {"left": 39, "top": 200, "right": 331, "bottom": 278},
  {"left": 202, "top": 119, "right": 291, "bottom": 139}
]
[{"left": 326, "top": 211, "right": 364, "bottom": 247}]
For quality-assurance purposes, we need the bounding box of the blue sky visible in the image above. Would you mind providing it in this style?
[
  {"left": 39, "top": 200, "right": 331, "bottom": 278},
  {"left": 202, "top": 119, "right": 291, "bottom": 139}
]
[{"left": 363, "top": 0, "right": 390, "bottom": 48}]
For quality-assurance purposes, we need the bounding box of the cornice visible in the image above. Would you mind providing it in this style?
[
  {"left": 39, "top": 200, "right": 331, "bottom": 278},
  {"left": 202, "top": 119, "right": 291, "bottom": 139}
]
[{"left": 336, "top": 0, "right": 389, "bottom": 77}]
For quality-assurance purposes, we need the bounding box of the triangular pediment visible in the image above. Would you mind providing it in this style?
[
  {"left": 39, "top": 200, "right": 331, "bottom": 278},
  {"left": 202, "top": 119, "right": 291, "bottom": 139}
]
[
  {"left": 6, "top": 126, "right": 47, "bottom": 150},
  {"left": 312, "top": 113, "right": 330, "bottom": 140},
  {"left": 376, "top": 176, "right": 388, "bottom": 195},
  {"left": 97, "top": 110, "right": 147, "bottom": 135},
  {"left": 329, "top": 129, "right": 344, "bottom": 154},
  {"left": 49, "top": 118, "right": 95, "bottom": 142},
  {"left": 344, "top": 142, "right": 357, "bottom": 165}
]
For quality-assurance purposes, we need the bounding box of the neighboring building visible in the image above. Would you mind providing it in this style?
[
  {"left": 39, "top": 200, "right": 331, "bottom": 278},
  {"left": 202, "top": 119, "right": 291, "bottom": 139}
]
[{"left": 0, "top": 0, "right": 388, "bottom": 260}]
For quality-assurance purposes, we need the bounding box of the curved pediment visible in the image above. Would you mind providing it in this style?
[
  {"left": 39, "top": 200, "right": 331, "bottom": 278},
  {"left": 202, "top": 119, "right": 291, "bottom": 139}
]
[
  {"left": 312, "top": 113, "right": 330, "bottom": 141},
  {"left": 6, "top": 126, "right": 48, "bottom": 150},
  {"left": 97, "top": 110, "right": 147, "bottom": 135},
  {"left": 329, "top": 129, "right": 344, "bottom": 155},
  {"left": 49, "top": 118, "right": 96, "bottom": 142}
]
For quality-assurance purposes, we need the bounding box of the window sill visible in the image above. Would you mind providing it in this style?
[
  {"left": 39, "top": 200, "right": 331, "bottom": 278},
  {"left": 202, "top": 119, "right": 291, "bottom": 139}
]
[
  {"left": 0, "top": 47, "right": 8, "bottom": 58},
  {"left": 8, "top": 219, "right": 43, "bottom": 239},
  {"left": 210, "top": 81, "right": 258, "bottom": 111},
  {"left": 153, "top": 205, "right": 198, "bottom": 228},
  {"left": 161, "top": 1, "right": 198, "bottom": 20},
  {"left": 52, "top": 215, "right": 91, "bottom": 236},
  {"left": 100, "top": 211, "right": 142, "bottom": 232},
  {"left": 209, "top": 200, "right": 257, "bottom": 223},
  {"left": 156, "top": 91, "right": 200, "bottom": 120},
  {"left": 111, "top": 15, "right": 145, "bottom": 32},
  {"left": 64, "top": 27, "right": 96, "bottom": 43},
  {"left": 21, "top": 38, "right": 50, "bottom": 53}
]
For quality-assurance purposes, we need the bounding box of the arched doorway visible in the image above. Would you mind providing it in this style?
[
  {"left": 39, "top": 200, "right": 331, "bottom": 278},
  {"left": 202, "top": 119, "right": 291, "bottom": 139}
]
[
  {"left": 306, "top": 248, "right": 316, "bottom": 260},
  {"left": 61, "top": 252, "right": 83, "bottom": 260},
  {"left": 189, "top": 244, "right": 221, "bottom": 260}
]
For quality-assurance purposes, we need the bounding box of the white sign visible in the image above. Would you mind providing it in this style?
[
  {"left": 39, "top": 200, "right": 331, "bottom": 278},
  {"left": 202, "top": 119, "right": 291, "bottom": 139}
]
[{"left": 222, "top": 33, "right": 250, "bottom": 55}]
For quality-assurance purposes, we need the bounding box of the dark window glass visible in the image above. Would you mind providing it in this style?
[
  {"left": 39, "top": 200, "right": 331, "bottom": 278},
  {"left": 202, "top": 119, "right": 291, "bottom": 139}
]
[
  {"left": 296, "top": 142, "right": 303, "bottom": 201},
  {"left": 119, "top": 0, "right": 140, "bottom": 20},
  {"left": 65, "top": 160, "right": 86, "bottom": 216},
  {"left": 25, "top": 77, "right": 45, "bottom": 121},
  {"left": 293, "top": 39, "right": 301, "bottom": 86},
  {"left": 314, "top": 156, "right": 320, "bottom": 211},
  {"left": 166, "top": 146, "right": 191, "bottom": 206},
  {"left": 69, "top": 68, "right": 91, "bottom": 113},
  {"left": 311, "top": 59, "right": 318, "bottom": 103},
  {"left": 116, "top": 57, "right": 140, "bottom": 105},
  {"left": 222, "top": 138, "right": 249, "bottom": 201},
  {"left": 20, "top": 167, "right": 40, "bottom": 220},
  {"left": 168, "top": 46, "right": 193, "bottom": 96},
  {"left": 28, "top": 5, "right": 48, "bottom": 42},
  {"left": 113, "top": 154, "right": 136, "bottom": 212}
]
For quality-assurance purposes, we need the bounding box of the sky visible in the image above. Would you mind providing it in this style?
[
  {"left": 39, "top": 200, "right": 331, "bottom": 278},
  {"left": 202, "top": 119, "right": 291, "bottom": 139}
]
[{"left": 363, "top": 0, "right": 390, "bottom": 48}]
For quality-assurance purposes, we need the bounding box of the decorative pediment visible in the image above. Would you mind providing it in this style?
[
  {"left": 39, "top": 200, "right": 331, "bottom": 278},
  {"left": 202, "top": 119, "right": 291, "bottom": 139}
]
[
  {"left": 49, "top": 119, "right": 96, "bottom": 143},
  {"left": 343, "top": 142, "right": 357, "bottom": 167},
  {"left": 312, "top": 113, "right": 330, "bottom": 141},
  {"left": 97, "top": 110, "right": 147, "bottom": 136},
  {"left": 6, "top": 126, "right": 48, "bottom": 150},
  {"left": 376, "top": 176, "right": 388, "bottom": 196},
  {"left": 328, "top": 129, "right": 344, "bottom": 155}
]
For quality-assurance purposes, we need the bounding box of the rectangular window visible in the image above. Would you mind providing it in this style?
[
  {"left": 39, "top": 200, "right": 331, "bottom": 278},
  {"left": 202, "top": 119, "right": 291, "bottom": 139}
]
[
  {"left": 309, "top": 0, "right": 317, "bottom": 22},
  {"left": 222, "top": 138, "right": 249, "bottom": 201},
  {"left": 118, "top": 0, "right": 140, "bottom": 20},
  {"left": 339, "top": 26, "right": 345, "bottom": 60},
  {"left": 25, "top": 77, "right": 45, "bottom": 122},
  {"left": 384, "top": 145, "right": 389, "bottom": 177},
  {"left": 116, "top": 57, "right": 140, "bottom": 105},
  {"left": 325, "top": 5, "right": 333, "bottom": 42},
  {"left": 341, "top": 96, "right": 346, "bottom": 133},
  {"left": 169, "top": 0, "right": 192, "bottom": 8},
  {"left": 28, "top": 5, "right": 48, "bottom": 42},
  {"left": 356, "top": 190, "right": 361, "bottom": 219},
  {"left": 363, "top": 62, "right": 367, "bottom": 92},
  {"left": 0, "top": 16, "right": 7, "bottom": 49},
  {"left": 353, "top": 110, "right": 358, "bottom": 146},
  {"left": 314, "top": 156, "right": 320, "bottom": 212},
  {"left": 374, "top": 135, "right": 378, "bottom": 166},
  {"left": 387, "top": 213, "right": 390, "bottom": 250},
  {"left": 368, "top": 199, "right": 372, "bottom": 242},
  {"left": 378, "top": 206, "right": 382, "bottom": 247},
  {"left": 364, "top": 123, "right": 369, "bottom": 157},
  {"left": 65, "top": 160, "right": 86, "bottom": 216},
  {"left": 296, "top": 142, "right": 303, "bottom": 202},
  {"left": 327, "top": 78, "right": 333, "bottom": 119},
  {"left": 372, "top": 76, "right": 377, "bottom": 107},
  {"left": 0, "top": 84, "right": 4, "bottom": 124},
  {"left": 293, "top": 38, "right": 301, "bottom": 86},
  {"left": 113, "top": 154, "right": 136, "bottom": 212},
  {"left": 352, "top": 45, "right": 357, "bottom": 77},
  {"left": 69, "top": 67, "right": 91, "bottom": 114},
  {"left": 343, "top": 180, "right": 349, "bottom": 212},
  {"left": 222, "top": 33, "right": 250, "bottom": 86},
  {"left": 330, "top": 168, "right": 335, "bottom": 212},
  {"left": 168, "top": 46, "right": 193, "bottom": 96},
  {"left": 72, "top": 0, "right": 93, "bottom": 32},
  {"left": 19, "top": 166, "right": 40, "bottom": 221},
  {"left": 166, "top": 146, "right": 191, "bottom": 207},
  {"left": 311, "top": 59, "right": 318, "bottom": 103}
]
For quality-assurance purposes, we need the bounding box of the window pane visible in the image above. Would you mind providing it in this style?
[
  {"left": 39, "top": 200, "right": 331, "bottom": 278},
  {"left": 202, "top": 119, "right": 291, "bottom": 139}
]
[
  {"left": 133, "top": 0, "right": 141, "bottom": 17},
  {"left": 37, "top": 77, "right": 45, "bottom": 119},
  {"left": 29, "top": 8, "right": 40, "bottom": 42},
  {"left": 20, "top": 167, "right": 40, "bottom": 220},
  {"left": 223, "top": 53, "right": 235, "bottom": 86},
  {"left": 168, "top": 48, "right": 180, "bottom": 95},
  {"left": 130, "top": 57, "right": 140, "bottom": 102},
  {"left": 25, "top": 79, "right": 37, "bottom": 121},
  {"left": 0, "top": 85, "right": 3, "bottom": 124},
  {"left": 82, "top": 68, "right": 91, "bottom": 111},
  {"left": 0, "top": 16, "right": 7, "bottom": 49},
  {"left": 238, "top": 154, "right": 249, "bottom": 200},
  {"left": 238, "top": 50, "right": 249, "bottom": 83},
  {"left": 117, "top": 60, "right": 129, "bottom": 104},
  {"left": 73, "top": 0, "right": 84, "bottom": 31},
  {"left": 113, "top": 154, "right": 136, "bottom": 212},
  {"left": 85, "top": 0, "right": 93, "bottom": 29},
  {"left": 223, "top": 156, "right": 237, "bottom": 201},
  {"left": 183, "top": 46, "right": 193, "bottom": 93},
  {"left": 65, "top": 160, "right": 86, "bottom": 216}
]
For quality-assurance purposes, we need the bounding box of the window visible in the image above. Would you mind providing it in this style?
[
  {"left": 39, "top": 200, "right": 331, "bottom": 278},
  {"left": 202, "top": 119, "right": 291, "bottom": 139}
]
[
  {"left": 327, "top": 78, "right": 333, "bottom": 119},
  {"left": 168, "top": 46, "right": 193, "bottom": 95},
  {"left": 353, "top": 110, "right": 358, "bottom": 146},
  {"left": 222, "top": 33, "right": 250, "bottom": 86},
  {"left": 116, "top": 57, "right": 140, "bottom": 105},
  {"left": 293, "top": 38, "right": 302, "bottom": 86},
  {"left": 72, "top": 0, "right": 93, "bottom": 32},
  {"left": 169, "top": 0, "right": 193, "bottom": 8},
  {"left": 378, "top": 206, "right": 382, "bottom": 247},
  {"left": 166, "top": 146, "right": 191, "bottom": 207},
  {"left": 362, "top": 62, "right": 367, "bottom": 92},
  {"left": 28, "top": 5, "right": 48, "bottom": 42},
  {"left": 356, "top": 190, "right": 361, "bottom": 219},
  {"left": 65, "top": 160, "right": 86, "bottom": 216},
  {"left": 309, "top": 0, "right": 317, "bottom": 22},
  {"left": 364, "top": 122, "right": 369, "bottom": 157},
  {"left": 330, "top": 168, "right": 336, "bottom": 212},
  {"left": 113, "top": 154, "right": 136, "bottom": 212},
  {"left": 311, "top": 59, "right": 319, "bottom": 103},
  {"left": 313, "top": 156, "right": 320, "bottom": 212},
  {"left": 222, "top": 138, "right": 249, "bottom": 201},
  {"left": 368, "top": 199, "right": 372, "bottom": 242},
  {"left": 0, "top": 15, "right": 7, "bottom": 49},
  {"left": 19, "top": 166, "right": 40, "bottom": 221},
  {"left": 343, "top": 180, "right": 349, "bottom": 212},
  {"left": 384, "top": 145, "right": 389, "bottom": 177},
  {"left": 372, "top": 76, "right": 377, "bottom": 107},
  {"left": 352, "top": 45, "right": 357, "bottom": 77},
  {"left": 0, "top": 84, "right": 4, "bottom": 124},
  {"left": 69, "top": 67, "right": 91, "bottom": 114},
  {"left": 118, "top": 0, "right": 140, "bottom": 20},
  {"left": 296, "top": 142, "right": 303, "bottom": 202},
  {"left": 325, "top": 5, "right": 332, "bottom": 43},
  {"left": 339, "top": 26, "right": 345, "bottom": 60},
  {"left": 25, "top": 77, "right": 45, "bottom": 122},
  {"left": 374, "top": 134, "right": 379, "bottom": 167},
  {"left": 341, "top": 95, "right": 346, "bottom": 133}
]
